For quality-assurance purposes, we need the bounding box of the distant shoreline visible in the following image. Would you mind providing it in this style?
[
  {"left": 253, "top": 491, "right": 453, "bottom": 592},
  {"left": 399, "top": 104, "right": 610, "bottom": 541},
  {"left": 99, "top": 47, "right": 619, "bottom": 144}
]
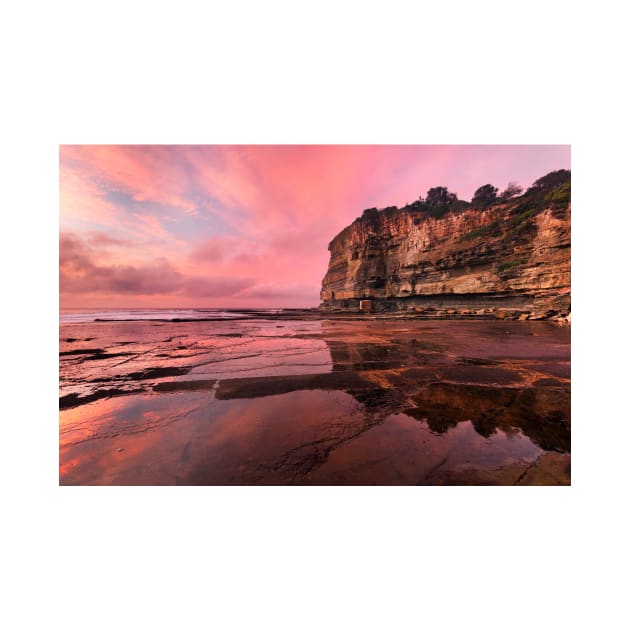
[{"left": 59, "top": 308, "right": 570, "bottom": 324}]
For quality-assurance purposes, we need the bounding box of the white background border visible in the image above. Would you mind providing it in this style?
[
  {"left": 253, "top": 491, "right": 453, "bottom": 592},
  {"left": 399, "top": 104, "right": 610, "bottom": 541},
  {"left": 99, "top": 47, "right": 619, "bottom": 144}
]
[{"left": 3, "top": 1, "right": 628, "bottom": 629}]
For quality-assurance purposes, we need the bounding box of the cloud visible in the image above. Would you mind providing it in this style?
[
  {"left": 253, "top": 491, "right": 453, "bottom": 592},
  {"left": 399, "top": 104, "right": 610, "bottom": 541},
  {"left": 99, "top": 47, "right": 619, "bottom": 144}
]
[
  {"left": 236, "top": 281, "right": 319, "bottom": 301},
  {"left": 131, "top": 213, "right": 172, "bottom": 240},
  {"left": 61, "top": 145, "right": 200, "bottom": 215},
  {"left": 59, "top": 164, "right": 126, "bottom": 229},
  {"left": 60, "top": 232, "right": 253, "bottom": 299},
  {"left": 181, "top": 277, "right": 255, "bottom": 298},
  {"left": 86, "top": 232, "right": 132, "bottom": 247},
  {"left": 60, "top": 233, "right": 182, "bottom": 294},
  {"left": 189, "top": 235, "right": 263, "bottom": 266}
]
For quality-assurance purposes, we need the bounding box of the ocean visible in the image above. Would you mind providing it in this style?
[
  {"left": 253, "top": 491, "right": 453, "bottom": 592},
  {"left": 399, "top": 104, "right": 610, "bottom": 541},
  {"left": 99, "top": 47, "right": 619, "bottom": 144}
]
[{"left": 59, "top": 308, "right": 283, "bottom": 324}]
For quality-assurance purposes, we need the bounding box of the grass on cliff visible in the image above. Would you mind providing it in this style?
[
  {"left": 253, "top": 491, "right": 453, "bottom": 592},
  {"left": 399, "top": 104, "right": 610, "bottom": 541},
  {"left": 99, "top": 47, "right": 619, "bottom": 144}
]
[
  {"left": 498, "top": 259, "right": 524, "bottom": 273},
  {"left": 459, "top": 220, "right": 502, "bottom": 242},
  {"left": 509, "top": 169, "right": 571, "bottom": 217},
  {"left": 458, "top": 171, "right": 570, "bottom": 243},
  {"left": 458, "top": 210, "right": 536, "bottom": 243}
]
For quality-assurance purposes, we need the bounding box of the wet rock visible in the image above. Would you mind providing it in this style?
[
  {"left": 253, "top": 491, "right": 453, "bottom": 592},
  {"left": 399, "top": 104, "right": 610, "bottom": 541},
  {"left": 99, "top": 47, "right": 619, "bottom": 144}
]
[
  {"left": 516, "top": 452, "right": 571, "bottom": 485},
  {"left": 125, "top": 366, "right": 192, "bottom": 380},
  {"left": 438, "top": 365, "right": 524, "bottom": 385},
  {"left": 359, "top": 300, "right": 373, "bottom": 313},
  {"left": 421, "top": 453, "right": 570, "bottom": 485},
  {"left": 59, "top": 387, "right": 145, "bottom": 410},
  {"left": 215, "top": 371, "right": 375, "bottom": 400},
  {"left": 457, "top": 357, "right": 499, "bottom": 366},
  {"left": 59, "top": 317, "right": 571, "bottom": 485},
  {"left": 59, "top": 348, "right": 105, "bottom": 356},
  {"left": 83, "top": 352, "right": 134, "bottom": 361},
  {"left": 496, "top": 308, "right": 531, "bottom": 320},
  {"left": 153, "top": 379, "right": 216, "bottom": 392}
]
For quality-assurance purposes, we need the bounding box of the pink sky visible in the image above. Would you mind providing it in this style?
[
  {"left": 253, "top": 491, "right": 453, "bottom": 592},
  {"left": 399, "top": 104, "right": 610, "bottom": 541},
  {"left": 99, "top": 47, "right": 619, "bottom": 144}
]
[{"left": 59, "top": 145, "right": 570, "bottom": 308}]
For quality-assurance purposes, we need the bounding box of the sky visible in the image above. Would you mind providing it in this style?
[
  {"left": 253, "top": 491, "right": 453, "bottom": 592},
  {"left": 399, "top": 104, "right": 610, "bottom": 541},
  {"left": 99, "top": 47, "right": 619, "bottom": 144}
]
[{"left": 59, "top": 145, "right": 570, "bottom": 308}]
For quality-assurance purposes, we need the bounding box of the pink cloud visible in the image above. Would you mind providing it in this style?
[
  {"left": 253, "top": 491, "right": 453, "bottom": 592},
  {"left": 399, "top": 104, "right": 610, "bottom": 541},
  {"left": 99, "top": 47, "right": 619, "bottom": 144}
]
[
  {"left": 61, "top": 145, "right": 199, "bottom": 215},
  {"left": 131, "top": 213, "right": 172, "bottom": 241},
  {"left": 86, "top": 232, "right": 132, "bottom": 248},
  {"left": 189, "top": 235, "right": 263, "bottom": 265},
  {"left": 60, "top": 232, "right": 255, "bottom": 304},
  {"left": 60, "top": 233, "right": 183, "bottom": 295},
  {"left": 181, "top": 277, "right": 255, "bottom": 298},
  {"left": 59, "top": 163, "right": 125, "bottom": 229}
]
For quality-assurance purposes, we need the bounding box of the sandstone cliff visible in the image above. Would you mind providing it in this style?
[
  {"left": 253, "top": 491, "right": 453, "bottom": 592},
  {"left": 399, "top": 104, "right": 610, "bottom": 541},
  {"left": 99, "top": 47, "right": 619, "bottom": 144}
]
[{"left": 320, "top": 173, "right": 570, "bottom": 319}]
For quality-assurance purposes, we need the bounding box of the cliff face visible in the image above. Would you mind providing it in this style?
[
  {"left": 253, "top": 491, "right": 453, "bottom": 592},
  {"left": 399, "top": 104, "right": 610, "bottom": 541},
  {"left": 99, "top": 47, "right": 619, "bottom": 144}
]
[{"left": 320, "top": 198, "right": 570, "bottom": 318}]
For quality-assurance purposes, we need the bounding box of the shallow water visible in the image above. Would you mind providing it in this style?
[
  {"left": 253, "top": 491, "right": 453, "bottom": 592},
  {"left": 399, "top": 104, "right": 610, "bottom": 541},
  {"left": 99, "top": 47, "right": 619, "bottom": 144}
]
[{"left": 59, "top": 318, "right": 570, "bottom": 485}]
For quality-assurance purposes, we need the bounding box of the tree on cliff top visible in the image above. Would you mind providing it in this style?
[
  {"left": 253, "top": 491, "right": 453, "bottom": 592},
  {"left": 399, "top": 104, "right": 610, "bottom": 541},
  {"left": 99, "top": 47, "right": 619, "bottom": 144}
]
[
  {"left": 499, "top": 182, "right": 523, "bottom": 200},
  {"left": 527, "top": 169, "right": 571, "bottom": 192},
  {"left": 471, "top": 184, "right": 498, "bottom": 207},
  {"left": 422, "top": 186, "right": 461, "bottom": 219},
  {"left": 425, "top": 186, "right": 458, "bottom": 207},
  {"left": 509, "top": 169, "right": 571, "bottom": 216},
  {"left": 524, "top": 169, "right": 571, "bottom": 207}
]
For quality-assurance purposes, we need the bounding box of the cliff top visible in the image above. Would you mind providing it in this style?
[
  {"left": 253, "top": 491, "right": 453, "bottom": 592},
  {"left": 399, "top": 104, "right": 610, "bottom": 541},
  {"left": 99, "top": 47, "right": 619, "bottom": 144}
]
[{"left": 329, "top": 169, "right": 571, "bottom": 250}]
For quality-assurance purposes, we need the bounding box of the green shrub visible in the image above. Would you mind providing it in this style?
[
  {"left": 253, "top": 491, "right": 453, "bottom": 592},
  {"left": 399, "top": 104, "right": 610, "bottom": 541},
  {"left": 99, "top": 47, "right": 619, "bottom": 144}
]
[
  {"left": 498, "top": 259, "right": 524, "bottom": 272},
  {"left": 460, "top": 220, "right": 501, "bottom": 242},
  {"left": 544, "top": 180, "right": 571, "bottom": 205},
  {"left": 528, "top": 169, "right": 571, "bottom": 192},
  {"left": 511, "top": 169, "right": 571, "bottom": 215}
]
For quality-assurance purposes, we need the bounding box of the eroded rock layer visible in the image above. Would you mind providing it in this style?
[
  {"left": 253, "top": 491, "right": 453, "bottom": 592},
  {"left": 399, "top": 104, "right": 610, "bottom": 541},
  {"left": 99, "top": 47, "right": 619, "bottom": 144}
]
[{"left": 320, "top": 200, "right": 570, "bottom": 318}]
